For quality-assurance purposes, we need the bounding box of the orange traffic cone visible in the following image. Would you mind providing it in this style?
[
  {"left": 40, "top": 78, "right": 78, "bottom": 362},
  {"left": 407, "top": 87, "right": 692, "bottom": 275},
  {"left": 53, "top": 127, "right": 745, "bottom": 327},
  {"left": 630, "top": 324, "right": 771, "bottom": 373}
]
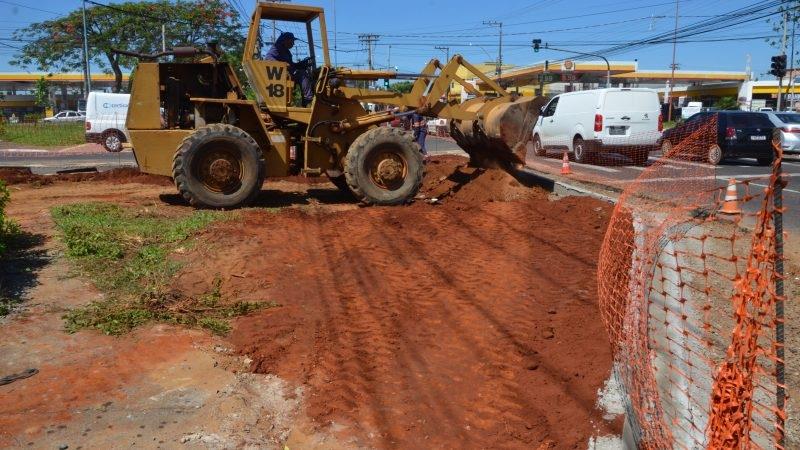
[
  {"left": 719, "top": 178, "right": 741, "bottom": 215},
  {"left": 561, "top": 151, "right": 572, "bottom": 175}
]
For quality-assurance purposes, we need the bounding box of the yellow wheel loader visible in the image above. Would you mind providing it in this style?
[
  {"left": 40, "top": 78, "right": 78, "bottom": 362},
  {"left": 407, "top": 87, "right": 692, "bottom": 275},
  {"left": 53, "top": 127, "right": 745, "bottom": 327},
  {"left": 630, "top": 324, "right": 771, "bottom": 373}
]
[{"left": 121, "top": 2, "right": 547, "bottom": 208}]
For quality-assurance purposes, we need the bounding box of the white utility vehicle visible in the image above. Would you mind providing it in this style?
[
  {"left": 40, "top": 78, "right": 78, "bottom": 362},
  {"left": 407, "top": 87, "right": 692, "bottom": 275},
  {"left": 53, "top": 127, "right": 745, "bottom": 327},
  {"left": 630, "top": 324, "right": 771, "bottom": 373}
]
[
  {"left": 84, "top": 92, "right": 130, "bottom": 152},
  {"left": 532, "top": 88, "right": 662, "bottom": 165}
]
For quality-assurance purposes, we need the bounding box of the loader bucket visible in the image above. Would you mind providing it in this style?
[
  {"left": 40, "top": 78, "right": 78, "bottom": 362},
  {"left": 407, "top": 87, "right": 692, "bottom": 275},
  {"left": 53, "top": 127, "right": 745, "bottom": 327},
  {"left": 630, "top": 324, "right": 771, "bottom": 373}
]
[{"left": 449, "top": 95, "right": 549, "bottom": 169}]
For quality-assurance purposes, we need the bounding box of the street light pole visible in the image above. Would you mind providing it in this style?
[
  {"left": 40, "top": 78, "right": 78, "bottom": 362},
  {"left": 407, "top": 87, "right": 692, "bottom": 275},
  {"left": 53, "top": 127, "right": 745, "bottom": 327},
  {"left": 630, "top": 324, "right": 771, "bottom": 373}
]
[
  {"left": 81, "top": 0, "right": 92, "bottom": 97},
  {"left": 536, "top": 43, "right": 611, "bottom": 88}
]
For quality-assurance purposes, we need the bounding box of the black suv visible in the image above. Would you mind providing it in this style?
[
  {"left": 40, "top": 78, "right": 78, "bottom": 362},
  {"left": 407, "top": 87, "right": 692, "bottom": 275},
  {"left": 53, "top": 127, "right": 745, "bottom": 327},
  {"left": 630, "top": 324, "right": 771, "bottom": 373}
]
[{"left": 658, "top": 111, "right": 775, "bottom": 166}]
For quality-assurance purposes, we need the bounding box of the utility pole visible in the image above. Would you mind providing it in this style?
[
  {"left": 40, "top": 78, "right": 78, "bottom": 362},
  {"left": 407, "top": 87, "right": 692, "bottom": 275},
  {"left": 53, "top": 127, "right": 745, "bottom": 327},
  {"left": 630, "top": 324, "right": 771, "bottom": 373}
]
[
  {"left": 332, "top": 0, "right": 337, "bottom": 66},
  {"left": 667, "top": 0, "right": 679, "bottom": 122},
  {"left": 483, "top": 20, "right": 502, "bottom": 79},
  {"left": 435, "top": 46, "right": 450, "bottom": 62},
  {"left": 162, "top": 24, "right": 166, "bottom": 52},
  {"left": 789, "top": 15, "right": 796, "bottom": 111},
  {"left": 358, "top": 34, "right": 379, "bottom": 70},
  {"left": 81, "top": 0, "right": 92, "bottom": 97},
  {"left": 779, "top": 9, "right": 788, "bottom": 111}
]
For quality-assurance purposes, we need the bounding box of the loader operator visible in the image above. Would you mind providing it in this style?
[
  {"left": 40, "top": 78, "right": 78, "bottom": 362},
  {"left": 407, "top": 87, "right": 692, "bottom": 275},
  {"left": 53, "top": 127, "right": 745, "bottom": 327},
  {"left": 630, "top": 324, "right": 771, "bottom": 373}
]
[{"left": 265, "top": 32, "right": 314, "bottom": 106}]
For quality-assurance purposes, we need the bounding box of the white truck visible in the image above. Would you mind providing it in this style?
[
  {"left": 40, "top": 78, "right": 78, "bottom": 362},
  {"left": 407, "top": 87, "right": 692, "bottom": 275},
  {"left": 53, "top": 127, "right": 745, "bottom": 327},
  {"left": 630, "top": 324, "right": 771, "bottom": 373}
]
[
  {"left": 84, "top": 92, "right": 130, "bottom": 152},
  {"left": 531, "top": 88, "right": 662, "bottom": 165}
]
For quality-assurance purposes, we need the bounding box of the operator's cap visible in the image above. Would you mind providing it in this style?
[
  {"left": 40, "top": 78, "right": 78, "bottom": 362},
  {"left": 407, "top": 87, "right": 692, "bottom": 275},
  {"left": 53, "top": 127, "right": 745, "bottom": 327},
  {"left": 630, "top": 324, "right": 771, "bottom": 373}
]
[{"left": 277, "top": 32, "right": 296, "bottom": 42}]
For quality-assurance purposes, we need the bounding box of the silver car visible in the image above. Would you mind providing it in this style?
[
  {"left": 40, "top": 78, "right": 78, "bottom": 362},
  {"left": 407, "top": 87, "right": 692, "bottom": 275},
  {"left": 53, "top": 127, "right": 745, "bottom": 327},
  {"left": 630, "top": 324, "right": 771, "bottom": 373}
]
[
  {"left": 41, "top": 110, "right": 86, "bottom": 123},
  {"left": 766, "top": 111, "right": 800, "bottom": 153}
]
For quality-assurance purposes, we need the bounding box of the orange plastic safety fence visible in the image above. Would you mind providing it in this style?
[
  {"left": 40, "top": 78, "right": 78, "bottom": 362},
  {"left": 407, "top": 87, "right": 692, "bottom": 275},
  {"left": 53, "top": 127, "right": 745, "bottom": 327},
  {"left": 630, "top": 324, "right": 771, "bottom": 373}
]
[{"left": 595, "top": 114, "right": 787, "bottom": 448}]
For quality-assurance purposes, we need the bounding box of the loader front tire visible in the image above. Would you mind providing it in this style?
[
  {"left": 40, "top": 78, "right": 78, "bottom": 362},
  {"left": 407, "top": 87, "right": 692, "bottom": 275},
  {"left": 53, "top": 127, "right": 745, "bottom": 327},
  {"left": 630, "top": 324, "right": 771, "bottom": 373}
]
[
  {"left": 172, "top": 124, "right": 265, "bottom": 209},
  {"left": 344, "top": 127, "right": 423, "bottom": 205}
]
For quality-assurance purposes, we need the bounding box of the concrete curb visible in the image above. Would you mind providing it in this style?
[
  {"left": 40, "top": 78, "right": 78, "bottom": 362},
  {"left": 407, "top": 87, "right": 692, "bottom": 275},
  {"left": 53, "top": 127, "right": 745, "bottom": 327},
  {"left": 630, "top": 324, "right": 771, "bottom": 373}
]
[
  {"left": 0, "top": 150, "right": 131, "bottom": 158},
  {"left": 515, "top": 166, "right": 620, "bottom": 204}
]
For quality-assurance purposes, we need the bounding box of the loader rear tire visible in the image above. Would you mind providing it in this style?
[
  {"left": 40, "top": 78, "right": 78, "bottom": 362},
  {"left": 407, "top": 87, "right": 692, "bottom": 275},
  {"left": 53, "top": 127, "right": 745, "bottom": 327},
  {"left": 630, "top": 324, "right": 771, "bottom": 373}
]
[
  {"left": 344, "top": 127, "right": 423, "bottom": 205},
  {"left": 172, "top": 124, "right": 265, "bottom": 209}
]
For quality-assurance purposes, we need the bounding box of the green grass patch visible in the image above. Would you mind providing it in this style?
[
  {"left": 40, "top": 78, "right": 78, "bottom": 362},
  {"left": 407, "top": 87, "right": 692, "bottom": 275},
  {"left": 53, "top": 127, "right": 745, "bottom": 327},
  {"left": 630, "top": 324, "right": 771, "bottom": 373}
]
[
  {"left": 52, "top": 203, "right": 273, "bottom": 335},
  {"left": 0, "top": 122, "right": 85, "bottom": 147},
  {"left": 0, "top": 180, "right": 20, "bottom": 257}
]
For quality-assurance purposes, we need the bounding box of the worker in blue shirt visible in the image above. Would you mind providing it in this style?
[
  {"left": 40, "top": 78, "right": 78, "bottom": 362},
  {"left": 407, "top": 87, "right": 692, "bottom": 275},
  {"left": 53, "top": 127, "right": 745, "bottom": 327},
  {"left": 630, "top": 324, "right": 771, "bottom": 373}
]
[
  {"left": 264, "top": 32, "right": 313, "bottom": 106},
  {"left": 411, "top": 112, "right": 428, "bottom": 157}
]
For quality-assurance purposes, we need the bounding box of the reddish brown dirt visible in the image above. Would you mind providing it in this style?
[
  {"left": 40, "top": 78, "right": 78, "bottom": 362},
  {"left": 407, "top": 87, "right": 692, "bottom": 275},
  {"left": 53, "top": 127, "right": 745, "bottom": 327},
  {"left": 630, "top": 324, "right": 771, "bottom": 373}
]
[
  {"left": 171, "top": 157, "right": 618, "bottom": 449},
  {"left": 2, "top": 156, "right": 618, "bottom": 448},
  {"left": 419, "top": 155, "right": 541, "bottom": 206},
  {"left": 0, "top": 167, "right": 173, "bottom": 187}
]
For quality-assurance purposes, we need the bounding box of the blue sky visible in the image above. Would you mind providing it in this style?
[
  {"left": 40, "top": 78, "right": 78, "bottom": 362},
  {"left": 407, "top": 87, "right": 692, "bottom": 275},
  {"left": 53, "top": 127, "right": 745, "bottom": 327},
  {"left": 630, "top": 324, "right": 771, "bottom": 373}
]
[{"left": 0, "top": 0, "right": 789, "bottom": 78}]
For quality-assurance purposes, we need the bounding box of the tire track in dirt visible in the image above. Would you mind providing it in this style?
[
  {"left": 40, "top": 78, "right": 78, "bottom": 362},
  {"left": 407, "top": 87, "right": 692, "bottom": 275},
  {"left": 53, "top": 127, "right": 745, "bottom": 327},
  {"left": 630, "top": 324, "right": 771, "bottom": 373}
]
[
  {"left": 166, "top": 160, "right": 622, "bottom": 449},
  {"left": 369, "top": 203, "right": 610, "bottom": 447},
  {"left": 212, "top": 194, "right": 617, "bottom": 449}
]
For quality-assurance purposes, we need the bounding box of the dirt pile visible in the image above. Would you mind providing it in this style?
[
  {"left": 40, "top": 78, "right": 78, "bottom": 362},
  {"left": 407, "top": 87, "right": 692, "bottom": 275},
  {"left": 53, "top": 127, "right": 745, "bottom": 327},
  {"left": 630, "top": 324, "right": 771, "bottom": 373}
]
[
  {"left": 0, "top": 167, "right": 172, "bottom": 187},
  {"left": 173, "top": 188, "right": 618, "bottom": 448},
  {"left": 419, "top": 155, "right": 544, "bottom": 205}
]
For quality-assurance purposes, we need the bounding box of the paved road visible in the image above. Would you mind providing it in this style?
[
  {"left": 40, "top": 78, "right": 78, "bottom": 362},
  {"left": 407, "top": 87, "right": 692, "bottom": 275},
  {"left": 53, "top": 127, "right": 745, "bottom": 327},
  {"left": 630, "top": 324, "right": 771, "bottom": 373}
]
[{"left": 524, "top": 148, "right": 800, "bottom": 231}]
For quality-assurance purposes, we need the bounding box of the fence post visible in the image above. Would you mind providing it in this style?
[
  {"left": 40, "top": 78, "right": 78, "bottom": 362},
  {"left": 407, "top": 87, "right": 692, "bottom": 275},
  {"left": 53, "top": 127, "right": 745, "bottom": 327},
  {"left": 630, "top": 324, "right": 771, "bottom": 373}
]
[{"left": 773, "top": 144, "right": 786, "bottom": 448}]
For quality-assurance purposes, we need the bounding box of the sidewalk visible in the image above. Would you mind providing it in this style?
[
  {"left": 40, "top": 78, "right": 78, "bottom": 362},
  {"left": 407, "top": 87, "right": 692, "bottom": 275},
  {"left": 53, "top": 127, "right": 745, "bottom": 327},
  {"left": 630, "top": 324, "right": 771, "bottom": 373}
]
[{"left": 0, "top": 143, "right": 127, "bottom": 157}]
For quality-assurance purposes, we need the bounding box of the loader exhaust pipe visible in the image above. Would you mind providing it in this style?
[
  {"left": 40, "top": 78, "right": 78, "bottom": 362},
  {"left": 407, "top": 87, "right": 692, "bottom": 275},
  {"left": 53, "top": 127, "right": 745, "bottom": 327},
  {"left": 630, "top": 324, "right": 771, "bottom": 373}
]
[{"left": 450, "top": 95, "right": 549, "bottom": 170}]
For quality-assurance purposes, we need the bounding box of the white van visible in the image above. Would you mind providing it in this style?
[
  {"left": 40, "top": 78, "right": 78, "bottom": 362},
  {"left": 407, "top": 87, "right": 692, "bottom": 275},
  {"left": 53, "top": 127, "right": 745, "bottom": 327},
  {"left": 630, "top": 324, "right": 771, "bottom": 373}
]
[
  {"left": 532, "top": 88, "right": 662, "bottom": 165},
  {"left": 85, "top": 92, "right": 130, "bottom": 152}
]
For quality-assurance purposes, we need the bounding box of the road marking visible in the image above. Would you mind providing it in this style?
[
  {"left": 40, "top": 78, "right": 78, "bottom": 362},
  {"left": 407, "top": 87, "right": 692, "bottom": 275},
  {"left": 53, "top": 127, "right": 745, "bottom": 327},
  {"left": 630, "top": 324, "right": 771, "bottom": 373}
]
[
  {"left": 527, "top": 158, "right": 620, "bottom": 173},
  {"left": 634, "top": 173, "right": 798, "bottom": 183},
  {"left": 570, "top": 162, "right": 619, "bottom": 173},
  {"left": 649, "top": 157, "right": 710, "bottom": 169},
  {"left": 0, "top": 149, "right": 48, "bottom": 153},
  {"left": 750, "top": 182, "right": 800, "bottom": 195}
]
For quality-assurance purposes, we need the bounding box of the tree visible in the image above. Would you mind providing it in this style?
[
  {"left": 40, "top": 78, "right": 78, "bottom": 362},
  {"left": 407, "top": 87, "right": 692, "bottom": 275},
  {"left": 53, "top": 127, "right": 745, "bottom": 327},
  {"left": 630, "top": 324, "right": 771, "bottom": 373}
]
[
  {"left": 389, "top": 81, "right": 414, "bottom": 94},
  {"left": 11, "top": 1, "right": 245, "bottom": 93},
  {"left": 34, "top": 76, "right": 52, "bottom": 108},
  {"left": 713, "top": 96, "right": 739, "bottom": 110}
]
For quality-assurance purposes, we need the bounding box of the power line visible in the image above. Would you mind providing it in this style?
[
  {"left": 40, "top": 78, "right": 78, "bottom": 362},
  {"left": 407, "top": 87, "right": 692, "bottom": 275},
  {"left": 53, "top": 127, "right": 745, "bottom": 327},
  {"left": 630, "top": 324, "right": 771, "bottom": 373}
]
[{"left": 0, "top": 0, "right": 60, "bottom": 15}]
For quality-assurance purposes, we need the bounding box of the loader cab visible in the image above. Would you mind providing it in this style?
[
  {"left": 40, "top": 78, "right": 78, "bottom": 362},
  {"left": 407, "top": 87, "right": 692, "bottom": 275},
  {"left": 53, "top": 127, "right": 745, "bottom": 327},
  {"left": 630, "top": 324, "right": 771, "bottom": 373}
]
[{"left": 243, "top": 3, "right": 330, "bottom": 115}]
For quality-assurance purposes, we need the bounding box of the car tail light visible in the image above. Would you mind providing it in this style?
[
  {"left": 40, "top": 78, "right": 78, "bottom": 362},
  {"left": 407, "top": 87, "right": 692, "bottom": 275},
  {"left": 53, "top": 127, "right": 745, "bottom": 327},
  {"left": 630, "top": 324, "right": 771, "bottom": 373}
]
[
  {"left": 658, "top": 113, "right": 663, "bottom": 132},
  {"left": 725, "top": 126, "right": 736, "bottom": 139},
  {"left": 85, "top": 121, "right": 91, "bottom": 131},
  {"left": 594, "top": 114, "right": 603, "bottom": 132},
  {"left": 781, "top": 127, "right": 800, "bottom": 133}
]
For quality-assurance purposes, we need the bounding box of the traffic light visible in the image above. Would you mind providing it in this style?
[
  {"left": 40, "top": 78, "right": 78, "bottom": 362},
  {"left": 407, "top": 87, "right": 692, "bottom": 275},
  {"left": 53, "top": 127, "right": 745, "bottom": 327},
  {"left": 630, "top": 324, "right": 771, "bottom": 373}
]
[
  {"left": 533, "top": 39, "right": 541, "bottom": 53},
  {"left": 770, "top": 55, "right": 787, "bottom": 78},
  {"left": 384, "top": 79, "right": 390, "bottom": 89},
  {"left": 544, "top": 60, "right": 549, "bottom": 72}
]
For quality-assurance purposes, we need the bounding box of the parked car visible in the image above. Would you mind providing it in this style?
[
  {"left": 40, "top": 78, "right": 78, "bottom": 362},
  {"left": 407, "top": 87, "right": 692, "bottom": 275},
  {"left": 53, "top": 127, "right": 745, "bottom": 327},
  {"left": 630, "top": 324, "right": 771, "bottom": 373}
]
[
  {"left": 765, "top": 111, "right": 800, "bottom": 154},
  {"left": 658, "top": 111, "right": 775, "bottom": 166},
  {"left": 681, "top": 101, "right": 704, "bottom": 120},
  {"left": 531, "top": 88, "right": 662, "bottom": 165},
  {"left": 84, "top": 92, "right": 130, "bottom": 152},
  {"left": 42, "top": 110, "right": 85, "bottom": 123}
]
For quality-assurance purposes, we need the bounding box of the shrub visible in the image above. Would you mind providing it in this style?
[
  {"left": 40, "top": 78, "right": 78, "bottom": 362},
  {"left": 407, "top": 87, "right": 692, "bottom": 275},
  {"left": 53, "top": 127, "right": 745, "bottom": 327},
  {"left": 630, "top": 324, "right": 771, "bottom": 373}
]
[{"left": 0, "top": 181, "right": 19, "bottom": 255}]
